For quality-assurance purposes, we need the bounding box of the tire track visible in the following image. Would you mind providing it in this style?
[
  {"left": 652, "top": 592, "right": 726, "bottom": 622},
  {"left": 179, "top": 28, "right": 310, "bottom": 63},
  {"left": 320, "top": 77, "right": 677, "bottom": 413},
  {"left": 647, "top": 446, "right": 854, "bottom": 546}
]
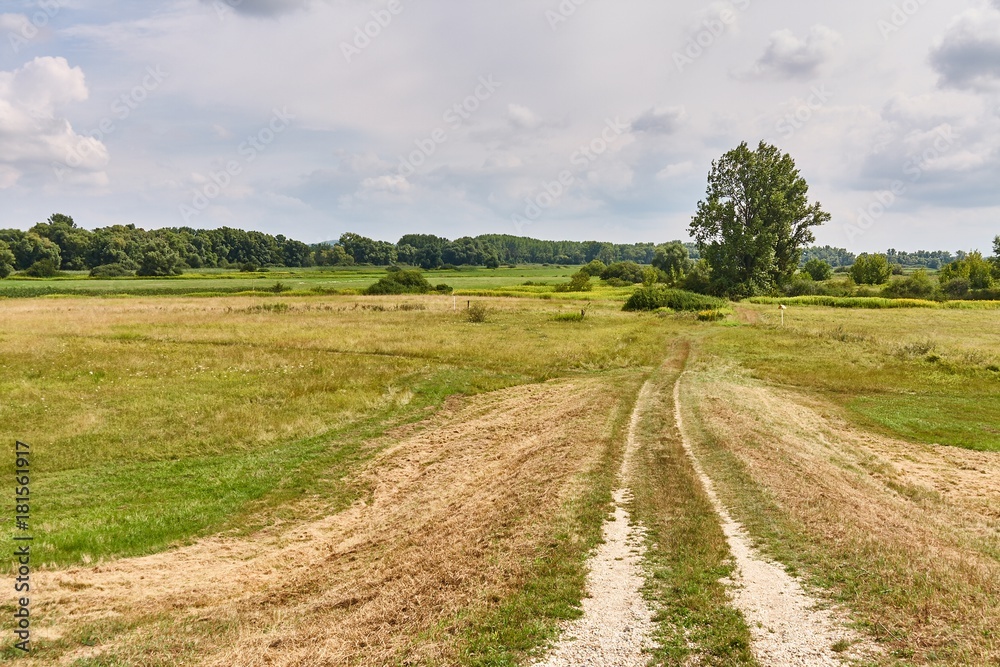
[
  {"left": 673, "top": 371, "right": 861, "bottom": 666},
  {"left": 531, "top": 381, "right": 656, "bottom": 667}
]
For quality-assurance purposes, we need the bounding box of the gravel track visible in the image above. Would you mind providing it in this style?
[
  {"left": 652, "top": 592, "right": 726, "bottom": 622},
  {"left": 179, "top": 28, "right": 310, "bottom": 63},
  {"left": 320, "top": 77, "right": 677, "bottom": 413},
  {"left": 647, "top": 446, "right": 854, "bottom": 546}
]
[
  {"left": 531, "top": 381, "right": 656, "bottom": 667},
  {"left": 673, "top": 372, "right": 863, "bottom": 666}
]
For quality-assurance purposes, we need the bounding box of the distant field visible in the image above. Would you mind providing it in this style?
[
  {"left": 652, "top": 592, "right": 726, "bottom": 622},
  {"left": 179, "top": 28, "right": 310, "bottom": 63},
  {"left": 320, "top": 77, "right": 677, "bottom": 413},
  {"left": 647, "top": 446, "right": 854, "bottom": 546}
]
[{"left": 0, "top": 266, "right": 600, "bottom": 298}]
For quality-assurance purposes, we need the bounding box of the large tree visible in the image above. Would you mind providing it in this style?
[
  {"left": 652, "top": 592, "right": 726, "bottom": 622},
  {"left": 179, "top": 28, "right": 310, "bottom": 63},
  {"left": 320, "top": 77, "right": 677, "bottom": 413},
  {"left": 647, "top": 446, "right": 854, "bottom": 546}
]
[{"left": 689, "top": 142, "right": 830, "bottom": 298}]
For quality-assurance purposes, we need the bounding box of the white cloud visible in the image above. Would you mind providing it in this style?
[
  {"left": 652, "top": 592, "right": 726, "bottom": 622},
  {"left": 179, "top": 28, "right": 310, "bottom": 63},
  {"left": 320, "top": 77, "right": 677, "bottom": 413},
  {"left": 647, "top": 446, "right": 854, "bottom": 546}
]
[
  {"left": 656, "top": 161, "right": 694, "bottom": 180},
  {"left": 0, "top": 57, "right": 108, "bottom": 187},
  {"left": 748, "top": 25, "right": 844, "bottom": 79}
]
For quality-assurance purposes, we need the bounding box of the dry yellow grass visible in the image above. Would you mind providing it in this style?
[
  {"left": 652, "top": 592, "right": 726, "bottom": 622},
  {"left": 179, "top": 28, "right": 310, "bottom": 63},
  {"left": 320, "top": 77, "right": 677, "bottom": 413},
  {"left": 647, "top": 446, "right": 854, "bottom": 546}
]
[
  {"left": 27, "top": 375, "right": 629, "bottom": 665},
  {"left": 682, "top": 354, "right": 1000, "bottom": 664}
]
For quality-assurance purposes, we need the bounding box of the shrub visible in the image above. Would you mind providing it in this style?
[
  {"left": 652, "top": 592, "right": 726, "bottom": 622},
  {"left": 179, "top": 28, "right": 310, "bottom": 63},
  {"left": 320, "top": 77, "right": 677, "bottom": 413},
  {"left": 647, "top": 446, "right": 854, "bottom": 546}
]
[
  {"left": 434, "top": 284, "right": 454, "bottom": 294},
  {"left": 802, "top": 258, "right": 833, "bottom": 281},
  {"left": 697, "top": 309, "right": 727, "bottom": 322},
  {"left": 941, "top": 278, "right": 970, "bottom": 299},
  {"left": 784, "top": 277, "right": 820, "bottom": 297},
  {"left": 240, "top": 262, "right": 260, "bottom": 272},
  {"left": 849, "top": 254, "right": 892, "bottom": 285},
  {"left": 554, "top": 270, "right": 593, "bottom": 293},
  {"left": 600, "top": 261, "right": 645, "bottom": 284},
  {"left": 467, "top": 302, "right": 490, "bottom": 323},
  {"left": 580, "top": 259, "right": 607, "bottom": 277},
  {"left": 23, "top": 259, "right": 61, "bottom": 278},
  {"left": 882, "top": 270, "right": 937, "bottom": 300},
  {"left": 604, "top": 277, "right": 631, "bottom": 288},
  {"left": 365, "top": 270, "right": 436, "bottom": 295},
  {"left": 681, "top": 260, "right": 713, "bottom": 294},
  {"left": 623, "top": 287, "right": 727, "bottom": 312},
  {"left": 940, "top": 252, "right": 994, "bottom": 290},
  {"left": 89, "top": 263, "right": 135, "bottom": 278}
]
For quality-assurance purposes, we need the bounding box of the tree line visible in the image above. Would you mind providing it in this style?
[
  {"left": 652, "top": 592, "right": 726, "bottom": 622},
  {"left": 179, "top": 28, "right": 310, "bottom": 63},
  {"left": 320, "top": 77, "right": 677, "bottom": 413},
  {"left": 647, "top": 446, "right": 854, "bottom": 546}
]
[
  {"left": 0, "top": 215, "right": 314, "bottom": 278},
  {"left": 0, "top": 215, "right": 703, "bottom": 278}
]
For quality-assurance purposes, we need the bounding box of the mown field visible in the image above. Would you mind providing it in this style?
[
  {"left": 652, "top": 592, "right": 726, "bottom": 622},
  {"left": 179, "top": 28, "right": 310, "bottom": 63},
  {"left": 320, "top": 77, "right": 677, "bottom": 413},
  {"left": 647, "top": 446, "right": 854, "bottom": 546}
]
[{"left": 1, "top": 277, "right": 998, "bottom": 665}]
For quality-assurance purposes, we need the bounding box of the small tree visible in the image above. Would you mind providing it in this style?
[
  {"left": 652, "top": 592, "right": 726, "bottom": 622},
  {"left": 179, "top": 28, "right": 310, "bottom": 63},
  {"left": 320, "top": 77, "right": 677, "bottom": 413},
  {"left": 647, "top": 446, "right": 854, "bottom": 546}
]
[
  {"left": 849, "top": 254, "right": 892, "bottom": 285},
  {"left": 652, "top": 241, "right": 692, "bottom": 286},
  {"left": 600, "top": 261, "right": 645, "bottom": 284},
  {"left": 580, "top": 259, "right": 607, "bottom": 277},
  {"left": 802, "top": 258, "right": 833, "bottom": 282},
  {"left": 940, "top": 252, "right": 994, "bottom": 290},
  {"left": 137, "top": 239, "right": 184, "bottom": 276},
  {"left": 555, "top": 270, "right": 593, "bottom": 293}
]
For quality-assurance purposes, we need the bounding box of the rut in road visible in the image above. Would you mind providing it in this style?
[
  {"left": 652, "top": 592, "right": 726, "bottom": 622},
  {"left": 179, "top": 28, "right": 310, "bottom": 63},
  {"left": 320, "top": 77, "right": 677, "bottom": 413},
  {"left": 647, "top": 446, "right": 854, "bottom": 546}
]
[
  {"left": 673, "top": 371, "right": 867, "bottom": 666},
  {"left": 531, "top": 381, "right": 656, "bottom": 667}
]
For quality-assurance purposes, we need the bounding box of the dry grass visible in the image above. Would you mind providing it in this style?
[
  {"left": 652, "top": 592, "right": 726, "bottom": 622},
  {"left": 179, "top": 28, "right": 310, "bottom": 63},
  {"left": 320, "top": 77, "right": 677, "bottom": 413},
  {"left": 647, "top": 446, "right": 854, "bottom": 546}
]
[
  {"left": 23, "top": 376, "right": 628, "bottom": 665},
  {"left": 682, "top": 355, "right": 1000, "bottom": 665}
]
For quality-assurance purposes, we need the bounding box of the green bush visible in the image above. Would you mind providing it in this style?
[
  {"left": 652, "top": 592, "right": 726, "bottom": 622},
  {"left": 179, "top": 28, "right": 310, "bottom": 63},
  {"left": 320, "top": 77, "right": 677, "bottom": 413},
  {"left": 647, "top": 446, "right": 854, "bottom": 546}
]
[
  {"left": 467, "top": 302, "right": 490, "bottom": 323},
  {"left": 89, "top": 263, "right": 136, "bottom": 278},
  {"left": 23, "top": 259, "right": 62, "bottom": 278},
  {"left": 941, "top": 278, "right": 970, "bottom": 299},
  {"left": 623, "top": 287, "right": 727, "bottom": 312},
  {"left": 940, "top": 252, "right": 994, "bottom": 290},
  {"left": 600, "top": 261, "right": 645, "bottom": 284},
  {"left": 802, "top": 258, "right": 833, "bottom": 281},
  {"left": 554, "top": 270, "right": 593, "bottom": 293},
  {"left": 365, "top": 270, "right": 442, "bottom": 295},
  {"left": 580, "top": 259, "right": 607, "bottom": 277},
  {"left": 696, "top": 309, "right": 727, "bottom": 322},
  {"left": 849, "top": 253, "right": 892, "bottom": 285},
  {"left": 882, "top": 270, "right": 937, "bottom": 300}
]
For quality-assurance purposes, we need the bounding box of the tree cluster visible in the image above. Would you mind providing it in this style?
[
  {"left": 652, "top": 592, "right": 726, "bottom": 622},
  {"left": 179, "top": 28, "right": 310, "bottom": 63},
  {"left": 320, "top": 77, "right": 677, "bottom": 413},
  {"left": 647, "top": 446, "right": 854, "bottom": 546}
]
[{"left": 0, "top": 215, "right": 314, "bottom": 277}]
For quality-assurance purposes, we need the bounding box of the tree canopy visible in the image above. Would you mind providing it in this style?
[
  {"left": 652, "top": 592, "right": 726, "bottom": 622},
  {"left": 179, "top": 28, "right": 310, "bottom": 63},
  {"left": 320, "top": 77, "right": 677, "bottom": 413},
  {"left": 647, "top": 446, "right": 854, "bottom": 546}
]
[{"left": 689, "top": 141, "right": 830, "bottom": 298}]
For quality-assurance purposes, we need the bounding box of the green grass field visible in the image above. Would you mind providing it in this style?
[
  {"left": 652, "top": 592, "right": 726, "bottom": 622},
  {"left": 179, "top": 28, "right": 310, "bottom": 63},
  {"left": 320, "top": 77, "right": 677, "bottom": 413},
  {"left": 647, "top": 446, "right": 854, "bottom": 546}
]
[
  {"left": 2, "top": 273, "right": 999, "bottom": 665},
  {"left": 0, "top": 266, "right": 612, "bottom": 299}
]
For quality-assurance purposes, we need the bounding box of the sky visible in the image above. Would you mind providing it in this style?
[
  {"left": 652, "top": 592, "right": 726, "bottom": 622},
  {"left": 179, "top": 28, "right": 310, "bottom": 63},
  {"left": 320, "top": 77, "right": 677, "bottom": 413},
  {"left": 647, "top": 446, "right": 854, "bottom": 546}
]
[{"left": 1, "top": 0, "right": 998, "bottom": 252}]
